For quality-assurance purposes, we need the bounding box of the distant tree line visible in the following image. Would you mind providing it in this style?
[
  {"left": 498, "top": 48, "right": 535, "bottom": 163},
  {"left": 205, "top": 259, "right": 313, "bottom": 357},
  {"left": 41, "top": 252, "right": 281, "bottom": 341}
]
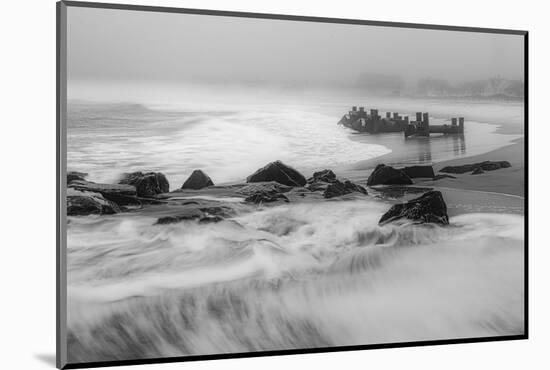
[{"left": 416, "top": 77, "right": 524, "bottom": 98}]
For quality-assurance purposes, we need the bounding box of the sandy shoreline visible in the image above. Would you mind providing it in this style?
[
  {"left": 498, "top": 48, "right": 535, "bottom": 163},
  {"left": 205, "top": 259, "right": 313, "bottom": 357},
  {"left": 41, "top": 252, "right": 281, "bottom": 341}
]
[{"left": 419, "top": 138, "right": 525, "bottom": 197}]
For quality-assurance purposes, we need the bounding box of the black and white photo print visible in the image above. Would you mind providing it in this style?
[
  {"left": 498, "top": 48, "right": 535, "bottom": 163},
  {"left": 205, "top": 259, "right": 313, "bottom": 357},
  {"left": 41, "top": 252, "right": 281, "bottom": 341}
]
[{"left": 57, "top": 2, "right": 527, "bottom": 368}]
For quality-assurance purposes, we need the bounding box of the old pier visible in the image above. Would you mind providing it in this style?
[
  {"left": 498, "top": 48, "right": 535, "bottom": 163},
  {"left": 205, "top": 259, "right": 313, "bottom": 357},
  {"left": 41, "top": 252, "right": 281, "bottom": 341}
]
[{"left": 338, "top": 106, "right": 464, "bottom": 138}]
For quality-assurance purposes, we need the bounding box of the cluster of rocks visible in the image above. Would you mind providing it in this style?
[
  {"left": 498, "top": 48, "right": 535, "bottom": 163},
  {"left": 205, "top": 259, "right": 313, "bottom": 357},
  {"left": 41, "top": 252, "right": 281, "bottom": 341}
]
[
  {"left": 305, "top": 169, "right": 367, "bottom": 199},
  {"left": 66, "top": 160, "right": 460, "bottom": 228},
  {"left": 366, "top": 160, "right": 511, "bottom": 186},
  {"left": 66, "top": 169, "right": 216, "bottom": 216},
  {"left": 243, "top": 161, "right": 367, "bottom": 203}
]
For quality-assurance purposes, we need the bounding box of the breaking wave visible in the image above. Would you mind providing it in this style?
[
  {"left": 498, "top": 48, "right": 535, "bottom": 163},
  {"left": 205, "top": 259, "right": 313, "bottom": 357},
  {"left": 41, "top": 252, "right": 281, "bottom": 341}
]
[{"left": 67, "top": 200, "right": 524, "bottom": 363}]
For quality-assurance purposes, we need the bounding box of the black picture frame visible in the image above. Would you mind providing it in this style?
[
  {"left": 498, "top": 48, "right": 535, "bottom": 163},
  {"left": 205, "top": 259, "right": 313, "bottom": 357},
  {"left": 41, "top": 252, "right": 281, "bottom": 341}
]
[{"left": 56, "top": 1, "right": 529, "bottom": 368}]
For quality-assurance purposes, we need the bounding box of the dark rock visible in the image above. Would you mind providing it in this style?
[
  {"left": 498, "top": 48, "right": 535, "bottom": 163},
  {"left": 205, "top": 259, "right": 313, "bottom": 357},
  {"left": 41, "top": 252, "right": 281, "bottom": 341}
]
[
  {"left": 379, "top": 190, "right": 449, "bottom": 225},
  {"left": 245, "top": 191, "right": 289, "bottom": 204},
  {"left": 237, "top": 182, "right": 293, "bottom": 196},
  {"left": 433, "top": 174, "right": 457, "bottom": 181},
  {"left": 440, "top": 161, "right": 511, "bottom": 174},
  {"left": 471, "top": 167, "right": 485, "bottom": 175},
  {"left": 478, "top": 161, "right": 511, "bottom": 171},
  {"left": 155, "top": 205, "right": 232, "bottom": 225},
  {"left": 67, "top": 189, "right": 120, "bottom": 216},
  {"left": 323, "top": 180, "right": 368, "bottom": 199},
  {"left": 401, "top": 165, "right": 435, "bottom": 179},
  {"left": 68, "top": 180, "right": 139, "bottom": 206},
  {"left": 304, "top": 168, "right": 367, "bottom": 198},
  {"left": 246, "top": 160, "right": 306, "bottom": 187},
  {"left": 307, "top": 169, "right": 337, "bottom": 184},
  {"left": 343, "top": 180, "right": 368, "bottom": 195},
  {"left": 67, "top": 171, "right": 88, "bottom": 184},
  {"left": 306, "top": 181, "right": 328, "bottom": 192},
  {"left": 119, "top": 171, "right": 169, "bottom": 197},
  {"left": 181, "top": 170, "right": 214, "bottom": 190},
  {"left": 367, "top": 164, "right": 413, "bottom": 186}
]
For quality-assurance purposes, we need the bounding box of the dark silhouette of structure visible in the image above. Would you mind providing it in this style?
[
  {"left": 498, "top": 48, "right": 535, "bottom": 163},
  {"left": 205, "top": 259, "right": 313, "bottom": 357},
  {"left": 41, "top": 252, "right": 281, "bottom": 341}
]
[{"left": 338, "top": 106, "right": 465, "bottom": 138}]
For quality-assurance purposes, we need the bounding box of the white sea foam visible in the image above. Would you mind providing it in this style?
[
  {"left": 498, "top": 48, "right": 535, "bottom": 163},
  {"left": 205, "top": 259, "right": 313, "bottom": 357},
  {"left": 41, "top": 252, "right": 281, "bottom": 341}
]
[{"left": 66, "top": 199, "right": 524, "bottom": 361}]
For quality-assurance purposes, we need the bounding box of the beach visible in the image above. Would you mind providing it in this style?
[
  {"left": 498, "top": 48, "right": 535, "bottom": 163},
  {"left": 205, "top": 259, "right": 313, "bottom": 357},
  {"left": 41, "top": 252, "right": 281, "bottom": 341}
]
[
  {"left": 425, "top": 138, "right": 525, "bottom": 197},
  {"left": 65, "top": 97, "right": 525, "bottom": 363}
]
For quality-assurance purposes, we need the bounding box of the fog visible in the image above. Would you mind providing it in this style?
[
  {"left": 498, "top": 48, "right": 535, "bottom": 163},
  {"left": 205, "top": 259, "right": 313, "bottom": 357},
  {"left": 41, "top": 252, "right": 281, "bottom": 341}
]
[{"left": 67, "top": 6, "right": 524, "bottom": 89}]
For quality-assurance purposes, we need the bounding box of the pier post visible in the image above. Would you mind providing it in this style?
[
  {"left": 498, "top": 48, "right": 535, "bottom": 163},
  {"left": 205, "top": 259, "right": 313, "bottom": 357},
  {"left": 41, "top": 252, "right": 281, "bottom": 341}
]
[
  {"left": 386, "top": 112, "right": 391, "bottom": 119},
  {"left": 359, "top": 107, "right": 366, "bottom": 118},
  {"left": 422, "top": 112, "right": 430, "bottom": 125},
  {"left": 416, "top": 112, "right": 422, "bottom": 122},
  {"left": 459, "top": 117, "right": 464, "bottom": 132},
  {"left": 393, "top": 112, "right": 399, "bottom": 119},
  {"left": 451, "top": 118, "right": 457, "bottom": 126},
  {"left": 421, "top": 113, "right": 429, "bottom": 136},
  {"left": 404, "top": 116, "right": 409, "bottom": 124},
  {"left": 352, "top": 106, "right": 357, "bottom": 112}
]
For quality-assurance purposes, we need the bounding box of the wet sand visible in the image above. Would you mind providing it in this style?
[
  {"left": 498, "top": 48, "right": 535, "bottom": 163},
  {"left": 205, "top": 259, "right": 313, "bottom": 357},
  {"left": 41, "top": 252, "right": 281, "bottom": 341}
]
[{"left": 420, "top": 138, "right": 525, "bottom": 197}]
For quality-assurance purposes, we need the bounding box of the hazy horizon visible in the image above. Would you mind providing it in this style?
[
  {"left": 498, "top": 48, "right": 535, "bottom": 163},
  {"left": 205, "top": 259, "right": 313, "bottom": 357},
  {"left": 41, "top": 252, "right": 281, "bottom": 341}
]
[{"left": 67, "top": 6, "right": 524, "bottom": 91}]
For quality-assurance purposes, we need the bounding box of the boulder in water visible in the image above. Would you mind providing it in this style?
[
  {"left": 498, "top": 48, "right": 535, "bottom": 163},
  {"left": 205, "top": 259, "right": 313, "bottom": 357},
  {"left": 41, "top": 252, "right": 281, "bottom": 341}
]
[
  {"left": 367, "top": 164, "right": 413, "bottom": 186},
  {"left": 119, "top": 171, "right": 169, "bottom": 197},
  {"left": 67, "top": 171, "right": 88, "bottom": 184},
  {"left": 155, "top": 204, "right": 233, "bottom": 225},
  {"left": 67, "top": 189, "right": 121, "bottom": 216},
  {"left": 245, "top": 191, "right": 289, "bottom": 204},
  {"left": 237, "top": 181, "right": 293, "bottom": 196},
  {"left": 181, "top": 170, "right": 214, "bottom": 190},
  {"left": 246, "top": 160, "right": 306, "bottom": 187},
  {"left": 68, "top": 180, "right": 139, "bottom": 206},
  {"left": 379, "top": 190, "right": 449, "bottom": 225},
  {"left": 323, "top": 179, "right": 367, "bottom": 199},
  {"left": 307, "top": 169, "right": 337, "bottom": 184},
  {"left": 401, "top": 165, "right": 435, "bottom": 179},
  {"left": 440, "top": 161, "right": 511, "bottom": 174}
]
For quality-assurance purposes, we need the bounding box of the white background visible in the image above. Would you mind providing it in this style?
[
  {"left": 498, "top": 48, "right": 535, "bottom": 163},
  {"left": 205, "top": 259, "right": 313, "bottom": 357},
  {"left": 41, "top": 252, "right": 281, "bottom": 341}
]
[{"left": 0, "top": 0, "right": 547, "bottom": 369}]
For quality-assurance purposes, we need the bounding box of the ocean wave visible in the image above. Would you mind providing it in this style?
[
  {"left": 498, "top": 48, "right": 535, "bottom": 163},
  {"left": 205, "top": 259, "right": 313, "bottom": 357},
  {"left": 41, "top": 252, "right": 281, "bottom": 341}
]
[
  {"left": 67, "top": 199, "right": 524, "bottom": 362},
  {"left": 67, "top": 104, "right": 391, "bottom": 185}
]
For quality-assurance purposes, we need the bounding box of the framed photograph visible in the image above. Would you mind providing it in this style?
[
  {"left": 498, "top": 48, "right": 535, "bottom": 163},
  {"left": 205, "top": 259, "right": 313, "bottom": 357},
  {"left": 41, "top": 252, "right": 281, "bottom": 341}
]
[{"left": 57, "top": 1, "right": 528, "bottom": 368}]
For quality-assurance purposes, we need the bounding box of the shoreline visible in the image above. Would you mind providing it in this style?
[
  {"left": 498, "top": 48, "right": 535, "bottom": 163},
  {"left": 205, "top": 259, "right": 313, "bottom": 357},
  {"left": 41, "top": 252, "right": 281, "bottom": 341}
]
[
  {"left": 344, "top": 135, "right": 524, "bottom": 198},
  {"left": 420, "top": 138, "right": 524, "bottom": 197}
]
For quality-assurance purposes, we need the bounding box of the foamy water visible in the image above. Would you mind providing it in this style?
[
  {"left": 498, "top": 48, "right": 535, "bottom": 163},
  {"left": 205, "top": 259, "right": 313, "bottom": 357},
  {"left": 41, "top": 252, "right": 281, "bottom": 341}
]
[
  {"left": 67, "top": 103, "right": 391, "bottom": 186},
  {"left": 67, "top": 98, "right": 521, "bottom": 187},
  {"left": 66, "top": 199, "right": 524, "bottom": 362}
]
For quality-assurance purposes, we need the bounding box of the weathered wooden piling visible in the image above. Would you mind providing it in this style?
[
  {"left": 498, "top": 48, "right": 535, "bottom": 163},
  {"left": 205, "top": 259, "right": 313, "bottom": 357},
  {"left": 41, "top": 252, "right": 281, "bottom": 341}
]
[
  {"left": 370, "top": 109, "right": 379, "bottom": 120},
  {"left": 338, "top": 106, "right": 464, "bottom": 137},
  {"left": 422, "top": 113, "right": 429, "bottom": 125}
]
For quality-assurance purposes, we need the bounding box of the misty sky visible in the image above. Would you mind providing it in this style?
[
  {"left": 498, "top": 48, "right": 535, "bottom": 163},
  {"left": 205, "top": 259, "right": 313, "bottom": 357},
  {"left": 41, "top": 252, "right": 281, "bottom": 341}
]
[{"left": 67, "top": 6, "right": 524, "bottom": 87}]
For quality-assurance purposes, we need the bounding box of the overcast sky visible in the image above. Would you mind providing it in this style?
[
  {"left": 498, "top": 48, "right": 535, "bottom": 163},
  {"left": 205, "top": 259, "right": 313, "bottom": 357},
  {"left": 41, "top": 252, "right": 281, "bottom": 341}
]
[{"left": 67, "top": 6, "right": 524, "bottom": 87}]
